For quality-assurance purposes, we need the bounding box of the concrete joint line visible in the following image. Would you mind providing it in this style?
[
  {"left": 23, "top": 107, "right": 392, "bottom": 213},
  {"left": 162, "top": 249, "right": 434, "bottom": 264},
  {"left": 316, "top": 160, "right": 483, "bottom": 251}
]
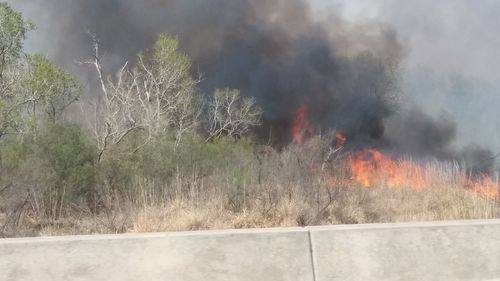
[{"left": 307, "top": 229, "right": 318, "bottom": 281}]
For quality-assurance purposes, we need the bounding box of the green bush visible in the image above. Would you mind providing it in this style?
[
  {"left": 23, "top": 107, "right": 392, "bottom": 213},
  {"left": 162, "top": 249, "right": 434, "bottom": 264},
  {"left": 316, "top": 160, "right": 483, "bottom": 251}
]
[
  {"left": 0, "top": 139, "right": 23, "bottom": 170},
  {"left": 0, "top": 123, "right": 97, "bottom": 217},
  {"left": 98, "top": 134, "right": 256, "bottom": 196},
  {"left": 36, "top": 123, "right": 96, "bottom": 205},
  {"left": 140, "top": 136, "right": 254, "bottom": 181}
]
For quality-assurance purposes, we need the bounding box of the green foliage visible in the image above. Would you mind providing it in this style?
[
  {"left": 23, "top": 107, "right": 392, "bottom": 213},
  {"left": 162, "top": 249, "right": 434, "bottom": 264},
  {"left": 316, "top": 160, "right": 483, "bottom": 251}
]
[
  {"left": 0, "top": 3, "right": 33, "bottom": 137},
  {"left": 0, "top": 4, "right": 79, "bottom": 139},
  {"left": 0, "top": 123, "right": 97, "bottom": 216},
  {"left": 36, "top": 123, "right": 96, "bottom": 203},
  {"left": 0, "top": 2, "right": 33, "bottom": 71},
  {"left": 0, "top": 96, "right": 22, "bottom": 137},
  {"left": 142, "top": 135, "right": 254, "bottom": 180},
  {"left": 125, "top": 33, "right": 199, "bottom": 144},
  {"left": 0, "top": 137, "right": 23, "bottom": 170},
  {"left": 25, "top": 54, "right": 81, "bottom": 122},
  {"left": 99, "top": 134, "right": 255, "bottom": 194},
  {"left": 142, "top": 33, "right": 192, "bottom": 80},
  {"left": 0, "top": 26, "right": 259, "bottom": 217},
  {"left": 136, "top": 33, "right": 195, "bottom": 98}
]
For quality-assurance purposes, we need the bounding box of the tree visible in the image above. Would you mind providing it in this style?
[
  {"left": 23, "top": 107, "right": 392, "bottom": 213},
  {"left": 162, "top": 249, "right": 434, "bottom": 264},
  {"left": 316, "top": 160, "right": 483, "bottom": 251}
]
[
  {"left": 0, "top": 2, "right": 33, "bottom": 138},
  {"left": 24, "top": 54, "right": 81, "bottom": 123},
  {"left": 0, "top": 2, "right": 33, "bottom": 78},
  {"left": 0, "top": 59, "right": 27, "bottom": 138},
  {"left": 205, "top": 88, "right": 262, "bottom": 141},
  {"left": 87, "top": 33, "right": 201, "bottom": 161}
]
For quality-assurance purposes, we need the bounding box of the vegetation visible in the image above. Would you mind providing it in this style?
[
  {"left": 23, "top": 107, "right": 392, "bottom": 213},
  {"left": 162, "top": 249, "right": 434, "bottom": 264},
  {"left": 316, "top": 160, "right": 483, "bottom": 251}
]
[{"left": 0, "top": 3, "right": 498, "bottom": 238}]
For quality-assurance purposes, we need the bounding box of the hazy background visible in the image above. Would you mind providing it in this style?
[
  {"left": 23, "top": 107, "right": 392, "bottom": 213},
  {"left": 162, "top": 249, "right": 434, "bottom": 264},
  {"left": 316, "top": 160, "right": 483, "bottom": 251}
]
[{"left": 315, "top": 0, "right": 500, "bottom": 154}]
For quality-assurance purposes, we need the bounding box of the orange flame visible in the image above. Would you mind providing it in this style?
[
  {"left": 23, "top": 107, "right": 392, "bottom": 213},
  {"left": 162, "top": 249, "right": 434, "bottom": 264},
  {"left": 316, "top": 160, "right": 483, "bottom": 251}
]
[
  {"left": 349, "top": 149, "right": 428, "bottom": 190},
  {"left": 349, "top": 149, "right": 499, "bottom": 198},
  {"left": 464, "top": 176, "right": 500, "bottom": 199},
  {"left": 292, "top": 105, "right": 315, "bottom": 144},
  {"left": 289, "top": 106, "right": 499, "bottom": 199},
  {"left": 349, "top": 149, "right": 500, "bottom": 198}
]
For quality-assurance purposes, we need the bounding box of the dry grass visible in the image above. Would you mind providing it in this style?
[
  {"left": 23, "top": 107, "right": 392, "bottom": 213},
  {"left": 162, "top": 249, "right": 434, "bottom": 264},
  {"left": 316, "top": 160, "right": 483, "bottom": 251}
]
[
  {"left": 4, "top": 185, "right": 498, "bottom": 238},
  {"left": 1, "top": 137, "right": 499, "bottom": 238}
]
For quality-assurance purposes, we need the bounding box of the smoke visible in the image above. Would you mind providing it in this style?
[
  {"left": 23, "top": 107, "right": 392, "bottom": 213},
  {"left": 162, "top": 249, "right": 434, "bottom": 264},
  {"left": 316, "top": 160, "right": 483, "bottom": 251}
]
[
  {"left": 8, "top": 0, "right": 402, "bottom": 141},
  {"left": 7, "top": 0, "right": 498, "bottom": 168}
]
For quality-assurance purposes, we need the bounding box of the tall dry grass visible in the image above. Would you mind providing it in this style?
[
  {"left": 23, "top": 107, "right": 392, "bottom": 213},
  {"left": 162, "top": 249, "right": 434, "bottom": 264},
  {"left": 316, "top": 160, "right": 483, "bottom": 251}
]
[{"left": 1, "top": 136, "right": 499, "bottom": 238}]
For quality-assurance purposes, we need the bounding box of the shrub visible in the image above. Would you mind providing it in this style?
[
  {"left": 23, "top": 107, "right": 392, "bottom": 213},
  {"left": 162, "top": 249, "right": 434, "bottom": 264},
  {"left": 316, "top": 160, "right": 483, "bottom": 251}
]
[
  {"left": 36, "top": 123, "right": 96, "bottom": 212},
  {"left": 98, "top": 134, "right": 256, "bottom": 198},
  {"left": 0, "top": 139, "right": 23, "bottom": 170}
]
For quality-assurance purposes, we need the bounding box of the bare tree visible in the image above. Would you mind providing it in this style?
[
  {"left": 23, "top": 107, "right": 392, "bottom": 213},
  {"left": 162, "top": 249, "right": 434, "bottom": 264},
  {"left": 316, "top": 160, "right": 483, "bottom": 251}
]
[
  {"left": 132, "top": 37, "right": 202, "bottom": 144},
  {"left": 205, "top": 88, "right": 262, "bottom": 141},
  {"left": 83, "top": 33, "right": 201, "bottom": 161},
  {"left": 81, "top": 34, "right": 140, "bottom": 162}
]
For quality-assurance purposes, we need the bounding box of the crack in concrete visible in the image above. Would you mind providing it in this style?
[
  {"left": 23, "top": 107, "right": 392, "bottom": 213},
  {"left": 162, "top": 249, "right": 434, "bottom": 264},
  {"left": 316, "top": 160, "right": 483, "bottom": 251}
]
[{"left": 307, "top": 230, "right": 318, "bottom": 281}]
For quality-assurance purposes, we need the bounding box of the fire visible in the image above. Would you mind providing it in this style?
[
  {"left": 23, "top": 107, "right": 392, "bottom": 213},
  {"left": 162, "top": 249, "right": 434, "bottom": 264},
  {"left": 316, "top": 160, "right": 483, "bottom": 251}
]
[
  {"left": 349, "top": 149, "right": 500, "bottom": 198},
  {"left": 289, "top": 106, "right": 499, "bottom": 199},
  {"left": 349, "top": 149, "right": 428, "bottom": 190},
  {"left": 464, "top": 176, "right": 500, "bottom": 199},
  {"left": 292, "top": 105, "right": 315, "bottom": 144}
]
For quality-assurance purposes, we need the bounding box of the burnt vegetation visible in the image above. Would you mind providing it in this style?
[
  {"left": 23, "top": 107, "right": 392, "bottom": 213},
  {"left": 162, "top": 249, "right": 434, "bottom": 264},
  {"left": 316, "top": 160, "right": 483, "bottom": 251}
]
[{"left": 0, "top": 1, "right": 499, "bottom": 237}]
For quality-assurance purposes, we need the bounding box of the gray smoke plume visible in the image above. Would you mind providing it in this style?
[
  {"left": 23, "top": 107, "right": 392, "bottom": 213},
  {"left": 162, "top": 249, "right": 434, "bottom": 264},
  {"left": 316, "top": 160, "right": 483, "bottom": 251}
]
[
  {"left": 7, "top": 0, "right": 497, "bottom": 170},
  {"left": 373, "top": 0, "right": 500, "bottom": 169},
  {"left": 9, "top": 0, "right": 402, "bottom": 143}
]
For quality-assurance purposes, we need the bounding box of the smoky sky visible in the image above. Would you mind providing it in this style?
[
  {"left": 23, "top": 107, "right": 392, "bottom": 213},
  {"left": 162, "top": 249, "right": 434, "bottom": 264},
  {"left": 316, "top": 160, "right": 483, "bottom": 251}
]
[
  {"left": 7, "top": 0, "right": 500, "bottom": 164},
  {"left": 376, "top": 0, "right": 500, "bottom": 80},
  {"left": 8, "top": 0, "right": 402, "bottom": 140},
  {"left": 368, "top": 0, "right": 500, "bottom": 156}
]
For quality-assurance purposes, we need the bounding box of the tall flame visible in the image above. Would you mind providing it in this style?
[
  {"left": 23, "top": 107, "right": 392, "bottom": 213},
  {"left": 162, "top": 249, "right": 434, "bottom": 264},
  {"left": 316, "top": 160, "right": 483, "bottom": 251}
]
[{"left": 292, "top": 105, "right": 315, "bottom": 144}]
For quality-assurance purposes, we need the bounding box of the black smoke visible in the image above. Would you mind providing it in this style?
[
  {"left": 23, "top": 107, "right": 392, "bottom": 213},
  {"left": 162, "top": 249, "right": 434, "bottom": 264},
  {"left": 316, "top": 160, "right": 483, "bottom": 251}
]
[{"left": 9, "top": 0, "right": 495, "bottom": 169}]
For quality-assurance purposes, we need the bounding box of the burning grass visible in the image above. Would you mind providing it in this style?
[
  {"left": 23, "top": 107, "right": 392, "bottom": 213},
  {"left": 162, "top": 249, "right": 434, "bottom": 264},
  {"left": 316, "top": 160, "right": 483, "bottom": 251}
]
[
  {"left": 348, "top": 149, "right": 499, "bottom": 198},
  {"left": 1, "top": 136, "right": 499, "bottom": 238}
]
